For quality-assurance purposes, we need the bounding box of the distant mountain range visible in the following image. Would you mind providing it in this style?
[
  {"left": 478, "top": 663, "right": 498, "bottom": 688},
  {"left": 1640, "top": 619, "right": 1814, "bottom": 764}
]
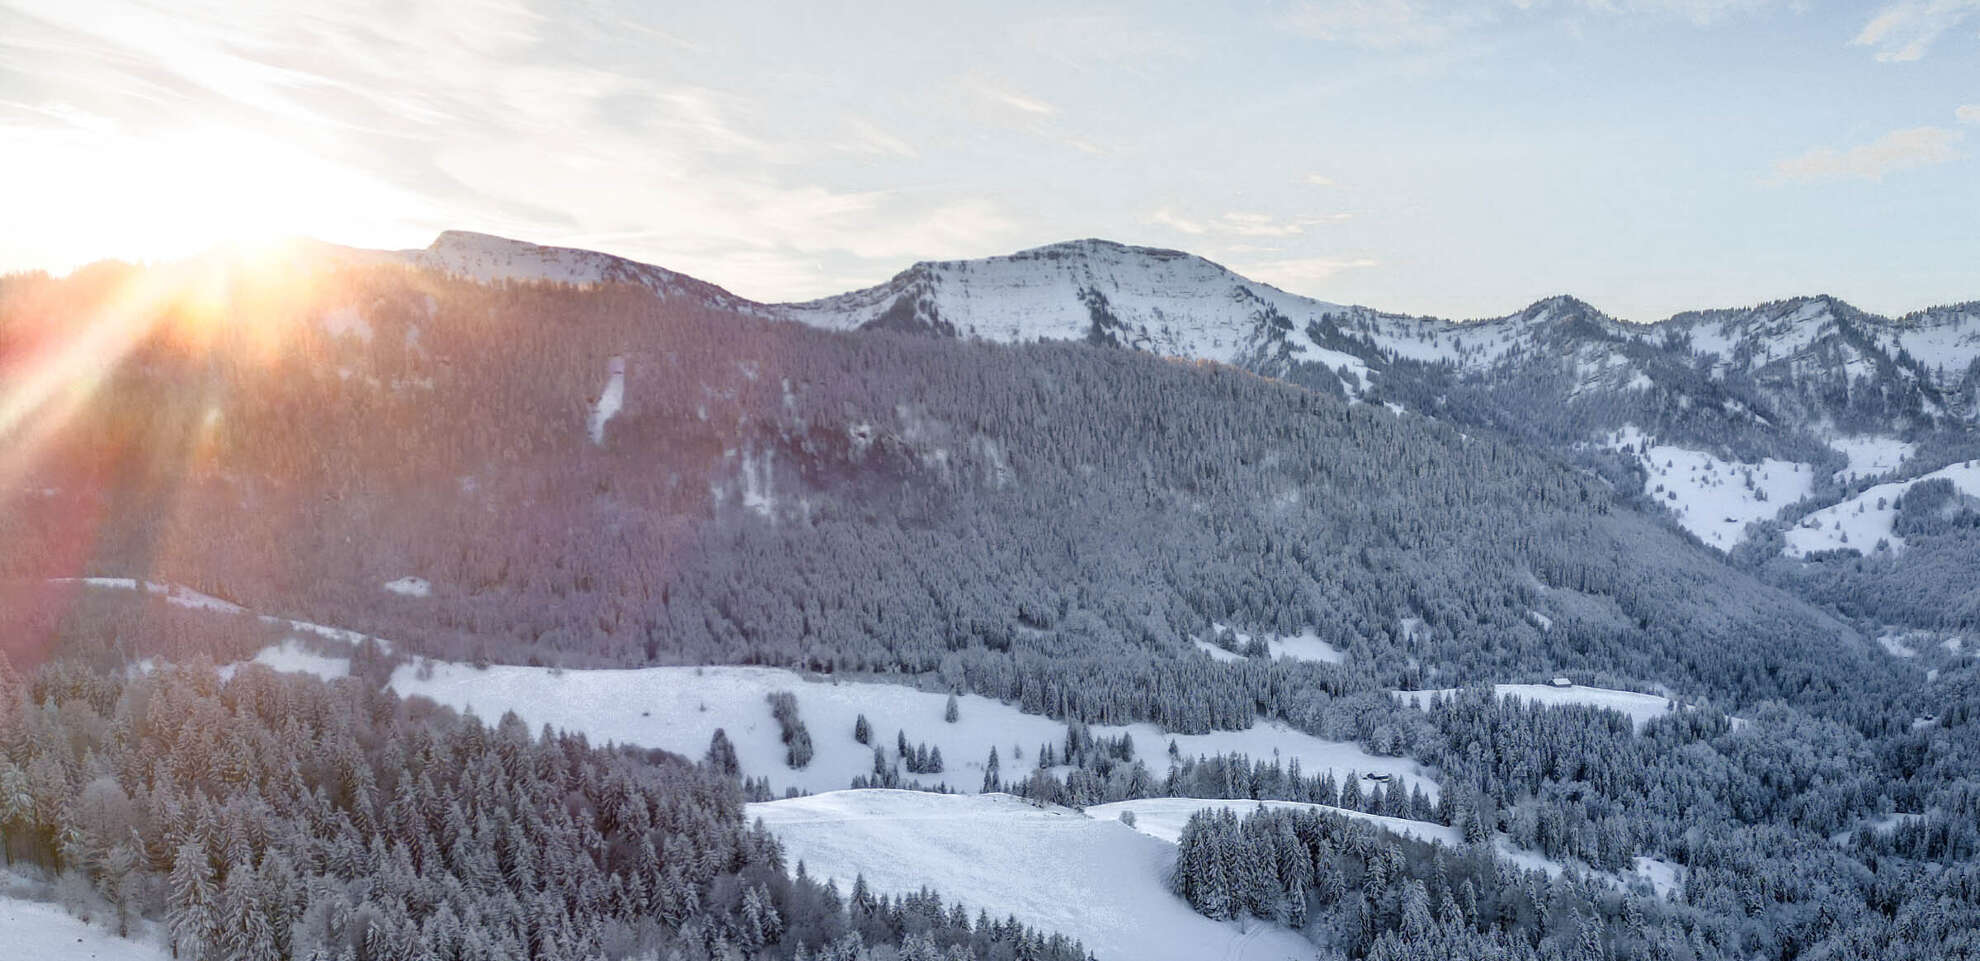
[
  {"left": 339, "top": 230, "right": 1980, "bottom": 559},
  {"left": 389, "top": 232, "right": 1980, "bottom": 435}
]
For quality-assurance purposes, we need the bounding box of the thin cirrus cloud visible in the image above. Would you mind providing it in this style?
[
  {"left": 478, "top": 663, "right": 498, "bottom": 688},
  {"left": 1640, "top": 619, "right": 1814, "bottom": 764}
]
[
  {"left": 1149, "top": 209, "right": 1351, "bottom": 238},
  {"left": 1232, "top": 255, "right": 1383, "bottom": 291},
  {"left": 0, "top": 0, "right": 1021, "bottom": 299},
  {"left": 1771, "top": 126, "right": 1963, "bottom": 183},
  {"left": 1851, "top": 0, "right": 1980, "bottom": 61}
]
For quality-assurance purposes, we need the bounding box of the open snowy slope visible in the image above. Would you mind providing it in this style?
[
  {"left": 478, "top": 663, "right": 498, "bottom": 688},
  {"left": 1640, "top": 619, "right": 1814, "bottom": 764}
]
[
  {"left": 748, "top": 790, "right": 1312, "bottom": 961},
  {"left": 0, "top": 892, "right": 170, "bottom": 961},
  {"left": 1601, "top": 426, "right": 1814, "bottom": 550},
  {"left": 1785, "top": 459, "right": 1980, "bottom": 557},
  {"left": 400, "top": 231, "right": 764, "bottom": 312},
  {"left": 59, "top": 577, "right": 394, "bottom": 651},
  {"left": 387, "top": 660, "right": 1436, "bottom": 798},
  {"left": 1089, "top": 798, "right": 1680, "bottom": 896},
  {"left": 1392, "top": 684, "right": 1676, "bottom": 731},
  {"left": 777, "top": 239, "right": 1367, "bottom": 376}
]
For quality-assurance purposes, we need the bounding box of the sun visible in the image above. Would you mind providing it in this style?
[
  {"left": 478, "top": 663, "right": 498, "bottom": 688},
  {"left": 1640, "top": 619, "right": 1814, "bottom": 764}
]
[{"left": 3, "top": 123, "right": 429, "bottom": 272}]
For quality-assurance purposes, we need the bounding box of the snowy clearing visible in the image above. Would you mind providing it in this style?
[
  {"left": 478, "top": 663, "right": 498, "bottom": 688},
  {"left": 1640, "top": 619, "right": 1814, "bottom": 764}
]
[
  {"left": 218, "top": 639, "right": 352, "bottom": 683},
  {"left": 1829, "top": 436, "right": 1915, "bottom": 482},
  {"left": 588, "top": 355, "right": 625, "bottom": 444},
  {"left": 1093, "top": 798, "right": 1679, "bottom": 896},
  {"left": 1784, "top": 460, "right": 1980, "bottom": 558},
  {"left": 1209, "top": 623, "right": 1347, "bottom": 664},
  {"left": 1603, "top": 426, "right": 1812, "bottom": 551},
  {"left": 749, "top": 790, "right": 1313, "bottom": 961},
  {"left": 60, "top": 578, "right": 394, "bottom": 652},
  {"left": 1091, "top": 797, "right": 1459, "bottom": 848},
  {"left": 386, "top": 660, "right": 1436, "bottom": 799},
  {"left": 1094, "top": 797, "right": 1569, "bottom": 882},
  {"left": 0, "top": 890, "right": 171, "bottom": 961},
  {"left": 383, "top": 576, "right": 431, "bottom": 597},
  {"left": 1393, "top": 684, "right": 1675, "bottom": 731}
]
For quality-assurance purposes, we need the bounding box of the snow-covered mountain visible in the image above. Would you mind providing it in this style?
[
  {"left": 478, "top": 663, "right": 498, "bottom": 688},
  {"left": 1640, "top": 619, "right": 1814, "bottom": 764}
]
[
  {"left": 396, "top": 230, "right": 765, "bottom": 314},
  {"left": 363, "top": 231, "right": 1980, "bottom": 551},
  {"left": 776, "top": 239, "right": 1371, "bottom": 379}
]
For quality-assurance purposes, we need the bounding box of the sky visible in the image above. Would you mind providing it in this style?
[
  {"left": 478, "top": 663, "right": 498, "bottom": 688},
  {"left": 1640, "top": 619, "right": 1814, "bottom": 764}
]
[{"left": 1, "top": 0, "right": 1976, "bottom": 322}]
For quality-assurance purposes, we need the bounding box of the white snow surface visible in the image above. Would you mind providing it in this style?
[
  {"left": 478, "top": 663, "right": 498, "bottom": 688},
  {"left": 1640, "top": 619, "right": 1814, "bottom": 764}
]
[
  {"left": 1394, "top": 684, "right": 1674, "bottom": 731},
  {"left": 1208, "top": 623, "right": 1347, "bottom": 664},
  {"left": 61, "top": 577, "right": 393, "bottom": 652},
  {"left": 1784, "top": 460, "right": 1980, "bottom": 558},
  {"left": 777, "top": 239, "right": 1358, "bottom": 372},
  {"left": 1091, "top": 798, "right": 1678, "bottom": 896},
  {"left": 588, "top": 355, "right": 625, "bottom": 444},
  {"left": 218, "top": 640, "right": 352, "bottom": 683},
  {"left": 387, "top": 661, "right": 1436, "bottom": 799},
  {"left": 1603, "top": 425, "right": 1813, "bottom": 550},
  {"left": 749, "top": 790, "right": 1313, "bottom": 961},
  {"left": 0, "top": 890, "right": 171, "bottom": 961},
  {"left": 383, "top": 576, "right": 431, "bottom": 597},
  {"left": 1091, "top": 797, "right": 1458, "bottom": 848},
  {"left": 1829, "top": 436, "right": 1916, "bottom": 482}
]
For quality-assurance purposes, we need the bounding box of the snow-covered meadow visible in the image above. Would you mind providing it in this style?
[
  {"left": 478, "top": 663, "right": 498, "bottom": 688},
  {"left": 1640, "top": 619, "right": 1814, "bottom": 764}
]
[
  {"left": 1392, "top": 683, "right": 1676, "bottom": 731},
  {"left": 387, "top": 660, "right": 1436, "bottom": 798},
  {"left": 1784, "top": 459, "right": 1980, "bottom": 558},
  {"left": 1602, "top": 426, "right": 1812, "bottom": 550},
  {"left": 748, "top": 790, "right": 1313, "bottom": 961},
  {"left": 0, "top": 873, "right": 171, "bottom": 961}
]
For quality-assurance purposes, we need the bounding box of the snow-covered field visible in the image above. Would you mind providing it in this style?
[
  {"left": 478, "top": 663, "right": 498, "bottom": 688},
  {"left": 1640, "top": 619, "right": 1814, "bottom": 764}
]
[
  {"left": 748, "top": 790, "right": 1313, "bottom": 961},
  {"left": 388, "top": 660, "right": 1436, "bottom": 798},
  {"left": 1784, "top": 460, "right": 1980, "bottom": 558},
  {"left": 1206, "top": 624, "right": 1346, "bottom": 664},
  {"left": 1090, "top": 797, "right": 1458, "bottom": 848},
  {"left": 0, "top": 890, "right": 170, "bottom": 961},
  {"left": 1829, "top": 436, "right": 1915, "bottom": 482},
  {"left": 1392, "top": 684, "right": 1674, "bottom": 731},
  {"left": 218, "top": 639, "right": 353, "bottom": 682},
  {"left": 383, "top": 576, "right": 431, "bottom": 597},
  {"left": 1090, "top": 798, "right": 1679, "bottom": 896},
  {"left": 1603, "top": 426, "right": 1812, "bottom": 550}
]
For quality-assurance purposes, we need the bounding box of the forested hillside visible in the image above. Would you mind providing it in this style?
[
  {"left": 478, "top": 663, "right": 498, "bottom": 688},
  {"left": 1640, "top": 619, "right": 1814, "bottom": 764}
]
[
  {"left": 0, "top": 257, "right": 1879, "bottom": 725},
  {"left": 6, "top": 252, "right": 1980, "bottom": 961}
]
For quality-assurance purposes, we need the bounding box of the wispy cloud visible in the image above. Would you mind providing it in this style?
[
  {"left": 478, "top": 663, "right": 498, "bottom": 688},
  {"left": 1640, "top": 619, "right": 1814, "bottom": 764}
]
[
  {"left": 970, "top": 80, "right": 1058, "bottom": 116},
  {"left": 1280, "top": 0, "right": 1473, "bottom": 50},
  {"left": 0, "top": 0, "right": 1021, "bottom": 298},
  {"left": 1957, "top": 104, "right": 1980, "bottom": 124},
  {"left": 1772, "top": 126, "right": 1963, "bottom": 183},
  {"left": 1149, "top": 208, "right": 1350, "bottom": 238},
  {"left": 1231, "top": 255, "right": 1382, "bottom": 291},
  {"left": 1281, "top": 0, "right": 1776, "bottom": 50},
  {"left": 1852, "top": 0, "right": 1980, "bottom": 61}
]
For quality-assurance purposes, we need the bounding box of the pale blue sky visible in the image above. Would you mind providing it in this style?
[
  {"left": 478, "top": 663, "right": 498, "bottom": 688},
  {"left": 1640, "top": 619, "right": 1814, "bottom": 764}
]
[{"left": 1, "top": 0, "right": 1975, "bottom": 320}]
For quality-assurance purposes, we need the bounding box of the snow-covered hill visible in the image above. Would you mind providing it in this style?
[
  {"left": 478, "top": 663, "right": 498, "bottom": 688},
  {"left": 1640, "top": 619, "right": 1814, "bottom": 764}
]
[
  {"left": 398, "top": 231, "right": 764, "bottom": 313},
  {"left": 777, "top": 239, "right": 1371, "bottom": 379},
  {"left": 748, "top": 790, "right": 1313, "bottom": 961},
  {"left": 1784, "top": 459, "right": 1980, "bottom": 557}
]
